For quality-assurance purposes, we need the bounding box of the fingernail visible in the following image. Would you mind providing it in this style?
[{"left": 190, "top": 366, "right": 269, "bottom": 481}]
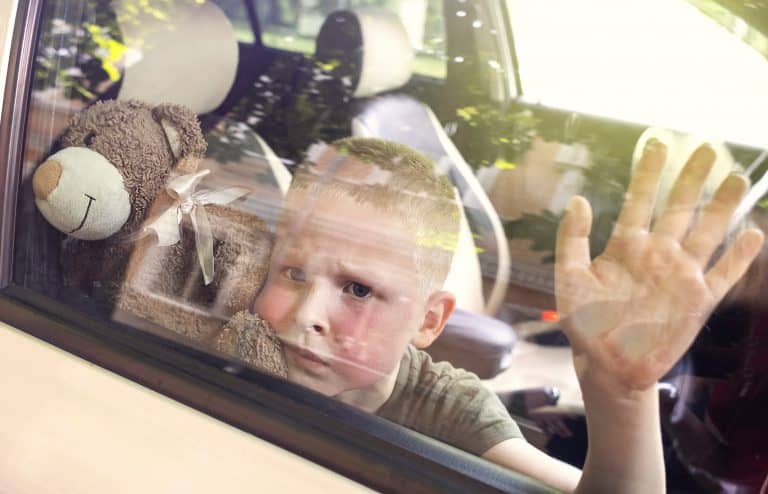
[
  {"left": 722, "top": 174, "right": 749, "bottom": 194},
  {"left": 566, "top": 196, "right": 579, "bottom": 214},
  {"left": 745, "top": 229, "right": 765, "bottom": 252},
  {"left": 695, "top": 143, "right": 717, "bottom": 161},
  {"left": 645, "top": 137, "right": 666, "bottom": 153}
]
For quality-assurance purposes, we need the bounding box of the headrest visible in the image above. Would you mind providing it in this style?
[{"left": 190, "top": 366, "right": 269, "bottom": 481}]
[
  {"left": 315, "top": 9, "right": 414, "bottom": 99},
  {"left": 115, "top": 1, "right": 238, "bottom": 114}
]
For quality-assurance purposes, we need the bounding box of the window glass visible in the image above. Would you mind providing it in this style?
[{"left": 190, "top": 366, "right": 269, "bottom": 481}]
[
  {"left": 213, "top": 0, "right": 255, "bottom": 43},
  {"left": 507, "top": 0, "right": 768, "bottom": 149},
  {"left": 687, "top": 0, "right": 768, "bottom": 58},
  {"left": 10, "top": 0, "right": 768, "bottom": 492},
  {"left": 257, "top": 0, "right": 448, "bottom": 79},
  {"left": 19, "top": 0, "right": 283, "bottom": 341}
]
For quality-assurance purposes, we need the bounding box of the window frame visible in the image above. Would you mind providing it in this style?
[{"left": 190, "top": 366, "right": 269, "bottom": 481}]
[
  {"left": 0, "top": 0, "right": 29, "bottom": 288},
  {"left": 0, "top": 2, "right": 553, "bottom": 492}
]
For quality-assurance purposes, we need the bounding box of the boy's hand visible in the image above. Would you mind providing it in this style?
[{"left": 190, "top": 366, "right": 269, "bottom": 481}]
[{"left": 555, "top": 140, "right": 764, "bottom": 393}]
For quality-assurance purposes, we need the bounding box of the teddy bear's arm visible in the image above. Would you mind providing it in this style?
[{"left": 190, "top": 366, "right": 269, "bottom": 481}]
[{"left": 205, "top": 204, "right": 274, "bottom": 315}]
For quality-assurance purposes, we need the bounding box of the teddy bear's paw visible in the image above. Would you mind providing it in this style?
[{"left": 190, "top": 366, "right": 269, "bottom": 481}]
[{"left": 214, "top": 310, "right": 288, "bottom": 378}]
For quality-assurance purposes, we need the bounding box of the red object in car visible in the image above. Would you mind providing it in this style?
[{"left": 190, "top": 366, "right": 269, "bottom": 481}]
[{"left": 541, "top": 311, "right": 560, "bottom": 323}]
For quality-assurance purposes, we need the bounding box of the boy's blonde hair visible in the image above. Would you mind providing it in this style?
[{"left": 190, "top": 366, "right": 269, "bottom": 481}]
[{"left": 284, "top": 137, "right": 461, "bottom": 294}]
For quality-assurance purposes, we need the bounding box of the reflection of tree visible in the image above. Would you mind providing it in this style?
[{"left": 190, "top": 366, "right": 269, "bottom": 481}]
[
  {"left": 33, "top": 0, "right": 120, "bottom": 102},
  {"left": 452, "top": 103, "right": 539, "bottom": 170},
  {"left": 452, "top": 102, "right": 639, "bottom": 262},
  {"left": 209, "top": 51, "right": 353, "bottom": 167},
  {"left": 202, "top": 117, "right": 284, "bottom": 186},
  {"left": 33, "top": 0, "right": 204, "bottom": 103},
  {"left": 422, "top": 0, "right": 445, "bottom": 55}
]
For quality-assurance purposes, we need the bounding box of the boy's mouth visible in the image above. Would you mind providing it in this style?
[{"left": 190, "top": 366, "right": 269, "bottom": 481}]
[{"left": 285, "top": 343, "right": 331, "bottom": 372}]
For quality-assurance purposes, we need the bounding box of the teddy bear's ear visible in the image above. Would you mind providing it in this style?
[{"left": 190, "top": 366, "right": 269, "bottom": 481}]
[{"left": 151, "top": 103, "right": 207, "bottom": 171}]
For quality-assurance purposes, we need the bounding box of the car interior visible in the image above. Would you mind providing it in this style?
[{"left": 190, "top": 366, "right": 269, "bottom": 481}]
[{"left": 23, "top": 0, "right": 537, "bottom": 389}]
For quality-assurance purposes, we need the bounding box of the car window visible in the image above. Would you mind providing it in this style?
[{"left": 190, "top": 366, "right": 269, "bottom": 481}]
[
  {"left": 256, "top": 0, "right": 447, "bottom": 79},
  {"left": 213, "top": 0, "right": 256, "bottom": 43},
  {"left": 507, "top": 0, "right": 768, "bottom": 149},
  {"left": 5, "top": 0, "right": 768, "bottom": 492},
  {"left": 14, "top": 0, "right": 527, "bottom": 481}
]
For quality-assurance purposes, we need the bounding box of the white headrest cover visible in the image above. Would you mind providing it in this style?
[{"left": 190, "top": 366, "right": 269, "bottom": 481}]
[
  {"left": 317, "top": 9, "right": 414, "bottom": 99},
  {"left": 115, "top": 2, "right": 238, "bottom": 114}
]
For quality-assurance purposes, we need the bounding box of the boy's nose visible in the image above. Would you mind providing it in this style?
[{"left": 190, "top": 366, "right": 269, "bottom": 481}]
[{"left": 295, "top": 284, "right": 330, "bottom": 336}]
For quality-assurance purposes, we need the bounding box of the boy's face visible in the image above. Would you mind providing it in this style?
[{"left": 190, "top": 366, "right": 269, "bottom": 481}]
[{"left": 255, "top": 189, "right": 429, "bottom": 397}]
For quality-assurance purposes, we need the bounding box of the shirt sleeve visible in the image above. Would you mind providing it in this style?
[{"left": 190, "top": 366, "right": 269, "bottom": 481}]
[{"left": 433, "top": 370, "right": 523, "bottom": 455}]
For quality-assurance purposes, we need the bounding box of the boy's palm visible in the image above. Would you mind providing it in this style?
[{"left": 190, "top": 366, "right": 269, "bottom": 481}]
[{"left": 555, "top": 142, "right": 764, "bottom": 392}]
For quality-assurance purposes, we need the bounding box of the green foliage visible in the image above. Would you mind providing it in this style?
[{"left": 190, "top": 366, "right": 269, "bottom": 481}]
[
  {"left": 452, "top": 103, "right": 540, "bottom": 171},
  {"left": 456, "top": 101, "right": 642, "bottom": 263},
  {"left": 687, "top": 0, "right": 768, "bottom": 58},
  {"left": 33, "top": 0, "right": 205, "bottom": 103},
  {"left": 217, "top": 52, "right": 353, "bottom": 166},
  {"left": 504, "top": 210, "right": 561, "bottom": 264},
  {"left": 33, "top": 1, "right": 121, "bottom": 102}
]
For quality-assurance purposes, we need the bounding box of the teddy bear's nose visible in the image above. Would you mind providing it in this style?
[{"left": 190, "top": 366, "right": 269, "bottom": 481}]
[{"left": 32, "top": 160, "right": 63, "bottom": 200}]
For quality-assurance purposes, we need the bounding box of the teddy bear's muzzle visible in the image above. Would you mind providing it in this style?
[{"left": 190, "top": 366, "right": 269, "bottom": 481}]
[
  {"left": 33, "top": 147, "right": 132, "bottom": 241},
  {"left": 32, "top": 159, "right": 62, "bottom": 201}
]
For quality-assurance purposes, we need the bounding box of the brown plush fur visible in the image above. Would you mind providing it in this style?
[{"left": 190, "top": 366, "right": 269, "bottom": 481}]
[
  {"left": 56, "top": 99, "right": 271, "bottom": 342},
  {"left": 212, "top": 310, "right": 287, "bottom": 378},
  {"left": 120, "top": 205, "right": 272, "bottom": 341},
  {"left": 62, "top": 100, "right": 206, "bottom": 233},
  {"left": 61, "top": 100, "right": 207, "bottom": 298}
]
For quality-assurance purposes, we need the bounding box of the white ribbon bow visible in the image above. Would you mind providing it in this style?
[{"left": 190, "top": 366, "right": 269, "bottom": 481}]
[{"left": 142, "top": 169, "right": 250, "bottom": 285}]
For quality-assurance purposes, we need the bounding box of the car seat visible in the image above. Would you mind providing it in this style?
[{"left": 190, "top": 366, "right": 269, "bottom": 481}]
[{"left": 113, "top": 0, "right": 237, "bottom": 115}]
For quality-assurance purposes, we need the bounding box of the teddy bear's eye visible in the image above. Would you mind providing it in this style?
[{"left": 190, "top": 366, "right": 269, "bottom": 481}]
[{"left": 83, "top": 132, "right": 96, "bottom": 146}]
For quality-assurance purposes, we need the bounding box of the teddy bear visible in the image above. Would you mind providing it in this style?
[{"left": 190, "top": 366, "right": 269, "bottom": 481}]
[{"left": 31, "top": 99, "right": 273, "bottom": 343}]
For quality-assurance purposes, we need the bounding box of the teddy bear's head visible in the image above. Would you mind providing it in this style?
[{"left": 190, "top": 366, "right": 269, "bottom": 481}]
[{"left": 32, "top": 99, "right": 206, "bottom": 240}]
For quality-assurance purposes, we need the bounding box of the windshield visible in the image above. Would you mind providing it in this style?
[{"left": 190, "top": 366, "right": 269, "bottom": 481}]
[{"left": 507, "top": 0, "right": 768, "bottom": 149}]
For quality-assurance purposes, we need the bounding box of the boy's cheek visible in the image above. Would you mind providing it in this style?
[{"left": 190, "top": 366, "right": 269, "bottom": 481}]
[
  {"left": 254, "top": 284, "right": 295, "bottom": 330},
  {"left": 331, "top": 312, "right": 376, "bottom": 343},
  {"left": 329, "top": 300, "right": 394, "bottom": 341}
]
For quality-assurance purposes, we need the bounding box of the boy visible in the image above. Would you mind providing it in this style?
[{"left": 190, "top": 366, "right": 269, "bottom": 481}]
[{"left": 254, "top": 137, "right": 764, "bottom": 492}]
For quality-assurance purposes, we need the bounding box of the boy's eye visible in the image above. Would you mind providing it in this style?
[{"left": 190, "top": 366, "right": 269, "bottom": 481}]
[
  {"left": 282, "top": 267, "right": 306, "bottom": 282},
  {"left": 344, "top": 281, "right": 372, "bottom": 299}
]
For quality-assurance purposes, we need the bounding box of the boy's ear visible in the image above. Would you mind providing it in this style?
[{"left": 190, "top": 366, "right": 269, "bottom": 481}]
[{"left": 412, "top": 291, "right": 456, "bottom": 349}]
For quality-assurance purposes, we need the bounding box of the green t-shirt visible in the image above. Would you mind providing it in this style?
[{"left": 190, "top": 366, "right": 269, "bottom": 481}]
[{"left": 376, "top": 345, "right": 522, "bottom": 455}]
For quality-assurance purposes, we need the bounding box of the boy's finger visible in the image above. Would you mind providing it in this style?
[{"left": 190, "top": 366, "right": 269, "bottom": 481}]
[
  {"left": 614, "top": 139, "right": 667, "bottom": 231},
  {"left": 682, "top": 174, "right": 749, "bottom": 265},
  {"left": 705, "top": 228, "right": 764, "bottom": 301},
  {"left": 556, "top": 196, "right": 592, "bottom": 270},
  {"left": 653, "top": 144, "right": 716, "bottom": 241}
]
